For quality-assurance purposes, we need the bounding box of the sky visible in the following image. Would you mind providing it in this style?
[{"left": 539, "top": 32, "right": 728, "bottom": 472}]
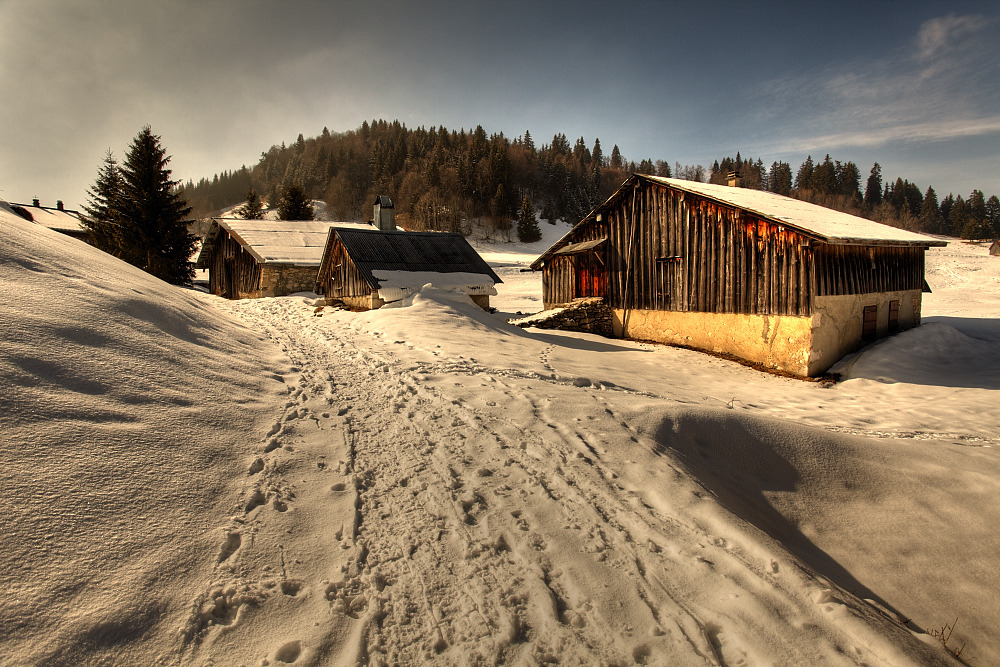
[{"left": 1, "top": 0, "right": 998, "bottom": 211}]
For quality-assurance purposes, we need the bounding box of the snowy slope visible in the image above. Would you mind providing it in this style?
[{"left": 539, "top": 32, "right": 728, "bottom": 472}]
[
  {"left": 3, "top": 210, "right": 998, "bottom": 665},
  {"left": 0, "top": 210, "right": 287, "bottom": 664}
]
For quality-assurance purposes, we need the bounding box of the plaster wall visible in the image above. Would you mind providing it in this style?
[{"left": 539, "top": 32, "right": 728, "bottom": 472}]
[
  {"left": 809, "top": 290, "right": 921, "bottom": 375},
  {"left": 613, "top": 308, "right": 814, "bottom": 376}
]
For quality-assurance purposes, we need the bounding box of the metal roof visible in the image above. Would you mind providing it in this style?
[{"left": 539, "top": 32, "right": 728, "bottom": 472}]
[{"left": 328, "top": 228, "right": 501, "bottom": 289}]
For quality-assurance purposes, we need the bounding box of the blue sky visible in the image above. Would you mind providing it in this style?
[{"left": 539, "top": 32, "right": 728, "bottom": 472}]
[{"left": 1, "top": 0, "right": 997, "bottom": 211}]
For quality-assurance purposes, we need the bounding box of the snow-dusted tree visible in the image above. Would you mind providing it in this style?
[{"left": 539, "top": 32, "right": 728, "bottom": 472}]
[
  {"left": 516, "top": 194, "right": 541, "bottom": 242},
  {"left": 277, "top": 184, "right": 314, "bottom": 220},
  {"left": 118, "top": 126, "right": 195, "bottom": 285},
  {"left": 237, "top": 189, "right": 264, "bottom": 219}
]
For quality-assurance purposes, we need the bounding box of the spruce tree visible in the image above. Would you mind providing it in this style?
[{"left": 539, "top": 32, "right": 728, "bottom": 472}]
[
  {"left": 82, "top": 150, "right": 134, "bottom": 261},
  {"left": 237, "top": 189, "right": 265, "bottom": 219},
  {"left": 119, "top": 126, "right": 195, "bottom": 285},
  {"left": 863, "top": 163, "right": 883, "bottom": 210},
  {"left": 277, "top": 184, "right": 314, "bottom": 220},
  {"left": 919, "top": 186, "right": 941, "bottom": 233},
  {"left": 794, "top": 156, "right": 814, "bottom": 191},
  {"left": 517, "top": 194, "right": 542, "bottom": 243}
]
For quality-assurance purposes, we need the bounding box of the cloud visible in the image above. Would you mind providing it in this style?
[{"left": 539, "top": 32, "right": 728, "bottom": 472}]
[
  {"left": 746, "top": 12, "right": 1000, "bottom": 155},
  {"left": 916, "top": 13, "right": 984, "bottom": 60}
]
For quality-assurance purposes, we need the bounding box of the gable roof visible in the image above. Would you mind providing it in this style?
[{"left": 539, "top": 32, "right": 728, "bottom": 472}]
[
  {"left": 326, "top": 228, "right": 501, "bottom": 289},
  {"left": 195, "top": 218, "right": 374, "bottom": 267},
  {"left": 533, "top": 173, "right": 946, "bottom": 269}
]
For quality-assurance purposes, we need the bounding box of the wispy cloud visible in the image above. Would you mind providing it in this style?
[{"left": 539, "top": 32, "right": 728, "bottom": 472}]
[{"left": 747, "top": 12, "right": 1000, "bottom": 154}]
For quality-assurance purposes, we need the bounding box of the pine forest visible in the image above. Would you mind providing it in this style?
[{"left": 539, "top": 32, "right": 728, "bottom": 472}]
[{"left": 180, "top": 119, "right": 1000, "bottom": 241}]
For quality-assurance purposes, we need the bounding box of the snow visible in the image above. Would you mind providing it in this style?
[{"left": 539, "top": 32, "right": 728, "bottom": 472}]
[
  {"left": 204, "top": 218, "right": 375, "bottom": 266},
  {"left": 648, "top": 176, "right": 947, "bottom": 246},
  {"left": 3, "top": 205, "right": 999, "bottom": 665},
  {"left": 371, "top": 270, "right": 497, "bottom": 303}
]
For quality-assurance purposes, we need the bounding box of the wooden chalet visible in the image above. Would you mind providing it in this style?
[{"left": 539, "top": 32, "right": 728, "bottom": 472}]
[
  {"left": 196, "top": 218, "right": 370, "bottom": 299},
  {"left": 531, "top": 174, "right": 947, "bottom": 376},
  {"left": 317, "top": 228, "right": 501, "bottom": 310}
]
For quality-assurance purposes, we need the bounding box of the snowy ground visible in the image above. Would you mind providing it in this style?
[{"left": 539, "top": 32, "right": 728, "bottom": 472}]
[{"left": 2, "top": 210, "right": 998, "bottom": 666}]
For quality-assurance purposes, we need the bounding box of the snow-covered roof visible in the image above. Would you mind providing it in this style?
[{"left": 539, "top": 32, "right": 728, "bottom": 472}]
[
  {"left": 532, "top": 174, "right": 946, "bottom": 270},
  {"left": 645, "top": 176, "right": 946, "bottom": 246},
  {"left": 196, "top": 218, "right": 375, "bottom": 267},
  {"left": 7, "top": 202, "right": 86, "bottom": 235}
]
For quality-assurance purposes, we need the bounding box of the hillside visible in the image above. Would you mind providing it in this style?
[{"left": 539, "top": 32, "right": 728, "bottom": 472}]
[{"left": 2, "top": 211, "right": 999, "bottom": 664}]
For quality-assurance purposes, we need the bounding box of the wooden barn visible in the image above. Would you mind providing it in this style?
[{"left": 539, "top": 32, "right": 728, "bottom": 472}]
[
  {"left": 531, "top": 174, "right": 947, "bottom": 376},
  {"left": 196, "top": 218, "right": 370, "bottom": 299},
  {"left": 317, "top": 228, "right": 501, "bottom": 310}
]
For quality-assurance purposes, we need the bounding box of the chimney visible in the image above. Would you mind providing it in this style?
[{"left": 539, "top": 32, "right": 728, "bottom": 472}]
[
  {"left": 727, "top": 171, "right": 741, "bottom": 188},
  {"left": 373, "top": 195, "right": 395, "bottom": 232},
  {"left": 32, "top": 198, "right": 40, "bottom": 207},
  {"left": 56, "top": 200, "right": 64, "bottom": 211}
]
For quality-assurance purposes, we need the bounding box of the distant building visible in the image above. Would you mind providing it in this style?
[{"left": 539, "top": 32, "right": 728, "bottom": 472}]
[
  {"left": 317, "top": 228, "right": 501, "bottom": 310},
  {"left": 531, "top": 174, "right": 947, "bottom": 376},
  {"left": 8, "top": 199, "right": 89, "bottom": 242},
  {"left": 195, "top": 218, "right": 372, "bottom": 299}
]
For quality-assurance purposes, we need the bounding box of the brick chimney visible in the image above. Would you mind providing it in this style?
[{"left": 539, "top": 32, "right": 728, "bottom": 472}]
[
  {"left": 56, "top": 200, "right": 64, "bottom": 211},
  {"left": 32, "top": 198, "right": 40, "bottom": 207},
  {"left": 727, "top": 171, "right": 741, "bottom": 188},
  {"left": 373, "top": 195, "right": 395, "bottom": 232}
]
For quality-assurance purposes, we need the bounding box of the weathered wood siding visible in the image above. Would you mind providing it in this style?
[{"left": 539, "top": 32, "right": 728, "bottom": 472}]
[
  {"left": 545, "top": 179, "right": 813, "bottom": 316},
  {"left": 317, "top": 237, "right": 374, "bottom": 299},
  {"left": 206, "top": 230, "right": 262, "bottom": 299},
  {"left": 813, "top": 245, "right": 925, "bottom": 296},
  {"left": 540, "top": 222, "right": 608, "bottom": 307}
]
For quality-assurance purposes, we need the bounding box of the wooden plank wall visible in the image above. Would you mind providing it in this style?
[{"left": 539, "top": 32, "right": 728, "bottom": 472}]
[
  {"left": 207, "top": 231, "right": 262, "bottom": 298},
  {"left": 601, "top": 180, "right": 812, "bottom": 316},
  {"left": 317, "top": 239, "right": 374, "bottom": 299},
  {"left": 813, "top": 245, "right": 924, "bottom": 296},
  {"left": 541, "top": 223, "right": 610, "bottom": 305}
]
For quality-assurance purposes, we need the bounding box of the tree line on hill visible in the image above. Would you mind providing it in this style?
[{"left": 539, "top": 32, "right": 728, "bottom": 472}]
[
  {"left": 181, "top": 120, "right": 999, "bottom": 242},
  {"left": 708, "top": 153, "right": 1000, "bottom": 239}
]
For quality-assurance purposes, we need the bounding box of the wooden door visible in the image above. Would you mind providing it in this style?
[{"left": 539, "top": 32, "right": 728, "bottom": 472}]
[{"left": 575, "top": 254, "right": 606, "bottom": 299}]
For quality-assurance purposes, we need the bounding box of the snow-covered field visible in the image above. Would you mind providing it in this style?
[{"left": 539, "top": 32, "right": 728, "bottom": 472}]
[{"left": 2, "top": 208, "right": 998, "bottom": 666}]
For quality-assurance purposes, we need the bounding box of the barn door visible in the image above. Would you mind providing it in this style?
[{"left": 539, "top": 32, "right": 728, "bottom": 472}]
[
  {"left": 862, "top": 305, "right": 878, "bottom": 340},
  {"left": 575, "top": 253, "right": 606, "bottom": 299},
  {"left": 224, "top": 258, "right": 238, "bottom": 299}
]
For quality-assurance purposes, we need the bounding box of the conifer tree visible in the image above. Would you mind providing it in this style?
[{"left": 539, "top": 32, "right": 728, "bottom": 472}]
[
  {"left": 794, "top": 156, "right": 814, "bottom": 191},
  {"left": 86, "top": 127, "right": 195, "bottom": 284},
  {"left": 516, "top": 194, "right": 541, "bottom": 242},
  {"left": 278, "top": 184, "right": 314, "bottom": 220},
  {"left": 119, "top": 126, "right": 195, "bottom": 285},
  {"left": 237, "top": 189, "right": 265, "bottom": 219},
  {"left": 864, "top": 163, "right": 883, "bottom": 210},
  {"left": 82, "top": 150, "right": 133, "bottom": 261},
  {"left": 610, "top": 145, "right": 623, "bottom": 170},
  {"left": 919, "top": 186, "right": 941, "bottom": 233}
]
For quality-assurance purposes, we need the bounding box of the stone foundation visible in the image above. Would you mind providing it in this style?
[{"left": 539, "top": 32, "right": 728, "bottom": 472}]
[
  {"left": 257, "top": 265, "right": 320, "bottom": 298},
  {"left": 510, "top": 297, "right": 614, "bottom": 337}
]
